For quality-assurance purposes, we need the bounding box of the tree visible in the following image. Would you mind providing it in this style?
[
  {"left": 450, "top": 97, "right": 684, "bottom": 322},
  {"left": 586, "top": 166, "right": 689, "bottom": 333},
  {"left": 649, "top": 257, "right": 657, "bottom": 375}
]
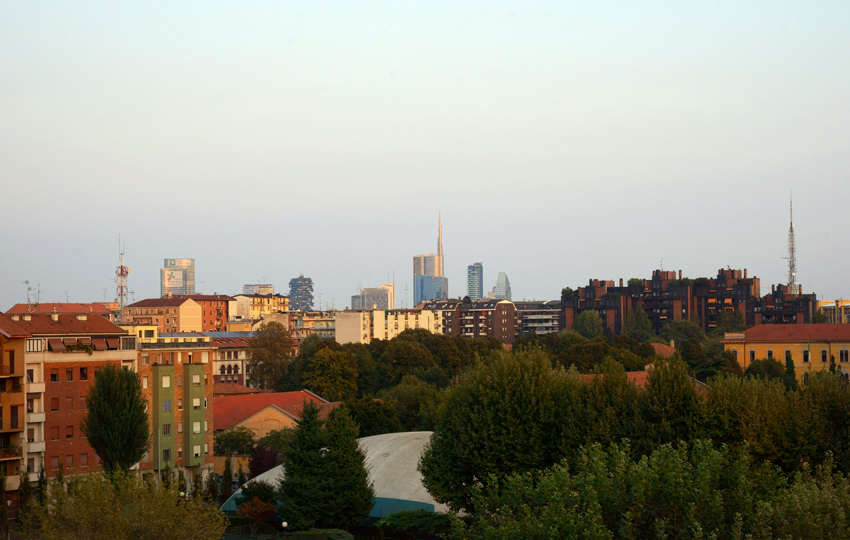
[
  {"left": 17, "top": 467, "right": 32, "bottom": 528},
  {"left": 572, "top": 310, "right": 603, "bottom": 339},
  {"left": 237, "top": 461, "right": 247, "bottom": 487},
  {"left": 340, "top": 395, "right": 402, "bottom": 437},
  {"left": 302, "top": 348, "right": 358, "bottom": 401},
  {"left": 659, "top": 318, "right": 706, "bottom": 345},
  {"left": 258, "top": 428, "right": 296, "bottom": 458},
  {"left": 377, "top": 340, "right": 436, "bottom": 387},
  {"left": 784, "top": 354, "right": 798, "bottom": 391},
  {"left": 248, "top": 444, "right": 281, "bottom": 478},
  {"left": 204, "top": 471, "right": 220, "bottom": 503},
  {"left": 25, "top": 471, "right": 227, "bottom": 540},
  {"left": 277, "top": 402, "right": 333, "bottom": 530},
  {"left": 378, "top": 376, "right": 441, "bottom": 431},
  {"left": 419, "top": 349, "right": 576, "bottom": 513},
  {"left": 625, "top": 303, "right": 654, "bottom": 342},
  {"left": 745, "top": 358, "right": 786, "bottom": 380},
  {"left": 0, "top": 466, "right": 7, "bottom": 539},
  {"left": 36, "top": 459, "right": 47, "bottom": 506},
  {"left": 213, "top": 426, "right": 255, "bottom": 456},
  {"left": 236, "top": 479, "right": 277, "bottom": 506},
  {"left": 812, "top": 309, "right": 830, "bottom": 323},
  {"left": 322, "top": 408, "right": 375, "bottom": 529},
  {"left": 237, "top": 497, "right": 276, "bottom": 537},
  {"left": 247, "top": 321, "right": 295, "bottom": 389},
  {"left": 221, "top": 456, "right": 233, "bottom": 502},
  {"left": 80, "top": 364, "right": 150, "bottom": 475}
]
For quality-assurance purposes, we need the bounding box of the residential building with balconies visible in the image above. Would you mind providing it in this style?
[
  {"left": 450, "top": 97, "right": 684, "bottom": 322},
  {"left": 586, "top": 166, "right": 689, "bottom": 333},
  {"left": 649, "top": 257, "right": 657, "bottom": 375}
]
[
  {"left": 123, "top": 297, "right": 203, "bottom": 334},
  {"left": 336, "top": 309, "right": 441, "bottom": 345}
]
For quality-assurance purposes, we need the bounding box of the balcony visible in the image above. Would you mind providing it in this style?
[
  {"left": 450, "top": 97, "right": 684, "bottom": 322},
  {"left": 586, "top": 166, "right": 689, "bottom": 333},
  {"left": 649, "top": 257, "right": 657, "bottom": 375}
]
[
  {"left": 0, "top": 365, "right": 20, "bottom": 377},
  {"left": 26, "top": 441, "right": 45, "bottom": 453},
  {"left": 27, "top": 412, "right": 46, "bottom": 424},
  {"left": 0, "top": 445, "right": 22, "bottom": 460}
]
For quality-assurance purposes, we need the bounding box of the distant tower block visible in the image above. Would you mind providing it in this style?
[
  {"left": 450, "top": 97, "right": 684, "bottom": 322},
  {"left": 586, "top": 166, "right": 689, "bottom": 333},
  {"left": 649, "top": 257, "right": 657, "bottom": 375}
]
[{"left": 289, "top": 275, "right": 315, "bottom": 311}]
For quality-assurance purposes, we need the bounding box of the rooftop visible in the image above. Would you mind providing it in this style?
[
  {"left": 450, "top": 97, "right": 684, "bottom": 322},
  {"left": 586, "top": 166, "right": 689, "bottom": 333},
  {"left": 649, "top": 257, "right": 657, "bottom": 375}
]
[
  {"left": 5, "top": 303, "right": 114, "bottom": 315},
  {"left": 213, "top": 390, "right": 331, "bottom": 431},
  {"left": 726, "top": 324, "right": 850, "bottom": 342},
  {"left": 0, "top": 313, "right": 126, "bottom": 338}
]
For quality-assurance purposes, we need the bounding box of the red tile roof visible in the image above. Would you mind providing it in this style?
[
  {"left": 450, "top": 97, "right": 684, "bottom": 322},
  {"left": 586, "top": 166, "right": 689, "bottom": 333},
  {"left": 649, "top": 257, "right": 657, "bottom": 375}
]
[
  {"left": 6, "top": 303, "right": 113, "bottom": 315},
  {"left": 213, "top": 390, "right": 331, "bottom": 431},
  {"left": 127, "top": 297, "right": 196, "bottom": 308},
  {"left": 651, "top": 343, "right": 677, "bottom": 359},
  {"left": 0, "top": 313, "right": 125, "bottom": 337},
  {"left": 213, "top": 382, "right": 273, "bottom": 396},
  {"left": 730, "top": 324, "right": 850, "bottom": 342},
  {"left": 211, "top": 338, "right": 250, "bottom": 348}
]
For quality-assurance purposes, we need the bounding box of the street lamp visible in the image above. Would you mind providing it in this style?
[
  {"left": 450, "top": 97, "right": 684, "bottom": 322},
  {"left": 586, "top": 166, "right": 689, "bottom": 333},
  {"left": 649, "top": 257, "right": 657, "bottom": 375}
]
[{"left": 282, "top": 521, "right": 288, "bottom": 538}]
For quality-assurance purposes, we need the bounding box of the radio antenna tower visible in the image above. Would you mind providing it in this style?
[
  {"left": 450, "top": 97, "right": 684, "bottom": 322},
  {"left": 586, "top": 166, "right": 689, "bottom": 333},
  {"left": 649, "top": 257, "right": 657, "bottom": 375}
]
[
  {"left": 116, "top": 235, "right": 131, "bottom": 323},
  {"left": 787, "top": 194, "right": 800, "bottom": 294}
]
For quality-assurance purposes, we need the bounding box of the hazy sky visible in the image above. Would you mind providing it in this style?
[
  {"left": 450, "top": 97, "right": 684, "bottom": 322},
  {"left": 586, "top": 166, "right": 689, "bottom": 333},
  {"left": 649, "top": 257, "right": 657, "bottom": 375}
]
[{"left": 2, "top": 1, "right": 849, "bottom": 310}]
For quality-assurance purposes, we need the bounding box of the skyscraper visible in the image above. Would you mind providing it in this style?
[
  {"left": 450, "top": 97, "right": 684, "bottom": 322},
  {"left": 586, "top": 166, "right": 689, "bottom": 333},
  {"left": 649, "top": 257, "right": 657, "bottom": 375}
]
[
  {"left": 467, "top": 263, "right": 483, "bottom": 301},
  {"left": 413, "top": 215, "right": 448, "bottom": 305},
  {"left": 351, "top": 283, "right": 395, "bottom": 310},
  {"left": 289, "top": 275, "right": 314, "bottom": 311},
  {"left": 161, "top": 258, "right": 195, "bottom": 297},
  {"left": 494, "top": 272, "right": 512, "bottom": 301}
]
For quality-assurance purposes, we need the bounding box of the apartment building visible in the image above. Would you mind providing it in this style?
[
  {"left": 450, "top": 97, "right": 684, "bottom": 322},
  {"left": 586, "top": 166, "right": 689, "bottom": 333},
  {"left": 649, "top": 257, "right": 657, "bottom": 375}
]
[
  {"left": 336, "top": 309, "right": 441, "bottom": 345},
  {"left": 202, "top": 332, "right": 251, "bottom": 386},
  {"left": 124, "top": 325, "right": 215, "bottom": 485},
  {"left": 123, "top": 297, "right": 202, "bottom": 334},
  {"left": 419, "top": 299, "right": 517, "bottom": 344},
  {"left": 6, "top": 303, "right": 117, "bottom": 323},
  {"left": 0, "top": 311, "right": 136, "bottom": 515},
  {"left": 560, "top": 269, "right": 818, "bottom": 336},
  {"left": 514, "top": 301, "right": 561, "bottom": 336},
  {"left": 233, "top": 293, "right": 289, "bottom": 321},
  {"left": 289, "top": 311, "right": 336, "bottom": 344}
]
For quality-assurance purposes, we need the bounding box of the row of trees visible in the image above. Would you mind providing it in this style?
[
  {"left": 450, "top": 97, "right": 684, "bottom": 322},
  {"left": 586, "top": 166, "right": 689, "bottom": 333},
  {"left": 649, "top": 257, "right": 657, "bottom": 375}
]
[{"left": 419, "top": 349, "right": 850, "bottom": 514}]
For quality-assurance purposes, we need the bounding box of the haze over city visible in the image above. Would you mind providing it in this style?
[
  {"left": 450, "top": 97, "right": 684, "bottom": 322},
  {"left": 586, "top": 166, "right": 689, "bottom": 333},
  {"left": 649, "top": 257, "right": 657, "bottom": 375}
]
[{"left": 2, "top": 1, "right": 848, "bottom": 309}]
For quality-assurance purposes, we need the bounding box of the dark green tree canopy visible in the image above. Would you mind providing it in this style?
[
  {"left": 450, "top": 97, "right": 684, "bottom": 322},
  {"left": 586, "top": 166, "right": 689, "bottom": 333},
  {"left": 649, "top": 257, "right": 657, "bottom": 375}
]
[
  {"left": 377, "top": 339, "right": 436, "bottom": 387},
  {"left": 625, "top": 303, "right": 654, "bottom": 342},
  {"left": 214, "top": 426, "right": 256, "bottom": 455},
  {"left": 247, "top": 321, "right": 295, "bottom": 389},
  {"left": 80, "top": 364, "right": 150, "bottom": 475},
  {"left": 572, "top": 310, "right": 603, "bottom": 339},
  {"left": 302, "top": 348, "right": 358, "bottom": 401}
]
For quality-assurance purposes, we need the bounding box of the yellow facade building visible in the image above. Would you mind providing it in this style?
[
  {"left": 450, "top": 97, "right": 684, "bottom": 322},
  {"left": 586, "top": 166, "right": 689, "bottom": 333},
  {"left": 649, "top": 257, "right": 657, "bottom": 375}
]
[
  {"left": 723, "top": 324, "right": 850, "bottom": 383},
  {"left": 233, "top": 294, "right": 289, "bottom": 321}
]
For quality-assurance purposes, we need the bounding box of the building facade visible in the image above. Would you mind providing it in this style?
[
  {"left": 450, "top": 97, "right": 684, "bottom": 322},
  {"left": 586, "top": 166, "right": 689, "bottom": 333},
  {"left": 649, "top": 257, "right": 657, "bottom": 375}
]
[
  {"left": 233, "top": 294, "right": 289, "bottom": 321},
  {"left": 336, "top": 309, "right": 441, "bottom": 345},
  {"left": 419, "top": 299, "right": 517, "bottom": 344},
  {"left": 817, "top": 300, "right": 850, "bottom": 324},
  {"left": 467, "top": 263, "right": 483, "bottom": 302},
  {"left": 352, "top": 284, "right": 395, "bottom": 310},
  {"left": 6, "top": 303, "right": 117, "bottom": 323},
  {"left": 514, "top": 301, "right": 561, "bottom": 335},
  {"left": 288, "top": 275, "right": 315, "bottom": 312},
  {"left": 412, "top": 216, "right": 447, "bottom": 304},
  {"left": 123, "top": 297, "right": 203, "bottom": 334},
  {"left": 161, "top": 258, "right": 196, "bottom": 297},
  {"left": 243, "top": 284, "right": 274, "bottom": 296},
  {"left": 723, "top": 324, "right": 850, "bottom": 383},
  {"left": 494, "top": 272, "right": 512, "bottom": 301}
]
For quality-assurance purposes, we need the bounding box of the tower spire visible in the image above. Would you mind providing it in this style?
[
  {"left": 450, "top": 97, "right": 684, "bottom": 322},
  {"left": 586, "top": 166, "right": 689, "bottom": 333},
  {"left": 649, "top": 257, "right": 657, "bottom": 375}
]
[{"left": 787, "top": 193, "right": 799, "bottom": 294}]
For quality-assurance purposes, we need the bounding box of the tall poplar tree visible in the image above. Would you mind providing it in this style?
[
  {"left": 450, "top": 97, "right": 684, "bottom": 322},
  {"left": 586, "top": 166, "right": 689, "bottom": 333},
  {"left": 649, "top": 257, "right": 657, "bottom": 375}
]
[
  {"left": 323, "top": 409, "right": 375, "bottom": 529},
  {"left": 80, "top": 364, "right": 150, "bottom": 475}
]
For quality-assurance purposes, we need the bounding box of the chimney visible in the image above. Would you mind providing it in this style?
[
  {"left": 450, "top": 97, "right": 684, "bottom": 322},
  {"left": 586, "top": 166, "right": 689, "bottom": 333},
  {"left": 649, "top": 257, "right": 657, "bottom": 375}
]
[
  {"left": 10, "top": 314, "right": 19, "bottom": 322},
  {"left": 744, "top": 268, "right": 747, "bottom": 279},
  {"left": 51, "top": 313, "right": 59, "bottom": 321},
  {"left": 678, "top": 270, "right": 682, "bottom": 279},
  {"left": 670, "top": 339, "right": 675, "bottom": 348}
]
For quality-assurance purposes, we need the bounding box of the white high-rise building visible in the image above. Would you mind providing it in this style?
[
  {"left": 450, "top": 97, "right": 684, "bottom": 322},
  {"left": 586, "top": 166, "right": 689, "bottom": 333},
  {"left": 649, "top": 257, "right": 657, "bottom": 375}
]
[{"left": 494, "top": 272, "right": 512, "bottom": 301}]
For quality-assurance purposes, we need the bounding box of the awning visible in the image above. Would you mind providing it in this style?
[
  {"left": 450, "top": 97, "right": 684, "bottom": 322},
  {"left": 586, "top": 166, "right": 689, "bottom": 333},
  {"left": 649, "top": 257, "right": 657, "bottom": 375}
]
[
  {"left": 78, "top": 337, "right": 92, "bottom": 346},
  {"left": 62, "top": 338, "right": 77, "bottom": 347},
  {"left": 48, "top": 339, "right": 66, "bottom": 352},
  {"left": 92, "top": 338, "right": 108, "bottom": 350},
  {"left": 106, "top": 338, "right": 120, "bottom": 350}
]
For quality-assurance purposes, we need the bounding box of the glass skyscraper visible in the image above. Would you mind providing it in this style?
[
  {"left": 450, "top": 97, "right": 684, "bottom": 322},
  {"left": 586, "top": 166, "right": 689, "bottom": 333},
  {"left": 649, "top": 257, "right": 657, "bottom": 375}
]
[
  {"left": 161, "top": 258, "right": 195, "bottom": 297},
  {"left": 467, "top": 262, "right": 483, "bottom": 301},
  {"left": 494, "top": 272, "right": 512, "bottom": 301}
]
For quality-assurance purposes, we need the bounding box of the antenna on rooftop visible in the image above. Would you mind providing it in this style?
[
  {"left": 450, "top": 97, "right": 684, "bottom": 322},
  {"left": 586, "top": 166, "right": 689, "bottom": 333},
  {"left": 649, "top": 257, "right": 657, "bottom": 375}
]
[{"left": 115, "top": 235, "right": 131, "bottom": 323}]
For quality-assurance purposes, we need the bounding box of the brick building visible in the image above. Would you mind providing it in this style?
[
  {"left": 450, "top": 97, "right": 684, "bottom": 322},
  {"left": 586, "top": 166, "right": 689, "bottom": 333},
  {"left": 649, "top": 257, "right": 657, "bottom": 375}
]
[
  {"left": 419, "top": 299, "right": 517, "bottom": 344},
  {"left": 560, "top": 269, "right": 818, "bottom": 336},
  {"left": 123, "top": 297, "right": 202, "bottom": 334}
]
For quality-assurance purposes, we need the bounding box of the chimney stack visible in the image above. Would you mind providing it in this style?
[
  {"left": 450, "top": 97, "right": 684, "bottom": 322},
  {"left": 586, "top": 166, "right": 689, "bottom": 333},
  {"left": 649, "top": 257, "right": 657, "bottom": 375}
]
[{"left": 678, "top": 270, "right": 682, "bottom": 279}]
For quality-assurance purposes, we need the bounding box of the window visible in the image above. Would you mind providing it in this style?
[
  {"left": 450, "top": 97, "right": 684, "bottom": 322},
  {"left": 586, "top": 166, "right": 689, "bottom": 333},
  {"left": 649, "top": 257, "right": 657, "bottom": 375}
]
[
  {"left": 144, "top": 451, "right": 150, "bottom": 463},
  {"left": 27, "top": 428, "right": 34, "bottom": 443},
  {"left": 193, "top": 445, "right": 201, "bottom": 458},
  {"left": 143, "top": 376, "right": 148, "bottom": 389},
  {"left": 51, "top": 456, "right": 59, "bottom": 470},
  {"left": 841, "top": 350, "right": 849, "bottom": 363},
  {"left": 162, "top": 375, "right": 171, "bottom": 388},
  {"left": 163, "top": 449, "right": 171, "bottom": 462},
  {"left": 163, "top": 424, "right": 171, "bottom": 436},
  {"left": 823, "top": 350, "right": 829, "bottom": 363},
  {"left": 163, "top": 400, "right": 171, "bottom": 412},
  {"left": 50, "top": 398, "right": 59, "bottom": 411},
  {"left": 178, "top": 447, "right": 183, "bottom": 458},
  {"left": 50, "top": 369, "right": 58, "bottom": 382},
  {"left": 193, "top": 422, "right": 201, "bottom": 434},
  {"left": 204, "top": 420, "right": 208, "bottom": 432},
  {"left": 79, "top": 397, "right": 87, "bottom": 410},
  {"left": 50, "top": 427, "right": 59, "bottom": 441},
  {"left": 66, "top": 369, "right": 73, "bottom": 382},
  {"left": 785, "top": 350, "right": 792, "bottom": 361},
  {"left": 26, "top": 338, "right": 42, "bottom": 352},
  {"left": 80, "top": 367, "right": 88, "bottom": 380},
  {"left": 81, "top": 453, "right": 88, "bottom": 467},
  {"left": 27, "top": 458, "right": 34, "bottom": 473},
  {"left": 65, "top": 455, "right": 73, "bottom": 468},
  {"left": 204, "top": 373, "right": 208, "bottom": 384},
  {"left": 66, "top": 426, "right": 73, "bottom": 439},
  {"left": 66, "top": 397, "right": 73, "bottom": 410},
  {"left": 193, "top": 398, "right": 200, "bottom": 410},
  {"left": 142, "top": 354, "right": 149, "bottom": 365},
  {"left": 26, "top": 369, "right": 34, "bottom": 383},
  {"left": 177, "top": 398, "right": 183, "bottom": 411},
  {"left": 767, "top": 350, "right": 774, "bottom": 359},
  {"left": 803, "top": 350, "right": 810, "bottom": 363},
  {"left": 178, "top": 422, "right": 183, "bottom": 433},
  {"left": 204, "top": 398, "right": 208, "bottom": 409},
  {"left": 177, "top": 375, "right": 182, "bottom": 387},
  {"left": 749, "top": 350, "right": 756, "bottom": 363},
  {"left": 192, "top": 374, "right": 200, "bottom": 387},
  {"left": 204, "top": 443, "right": 209, "bottom": 456}
]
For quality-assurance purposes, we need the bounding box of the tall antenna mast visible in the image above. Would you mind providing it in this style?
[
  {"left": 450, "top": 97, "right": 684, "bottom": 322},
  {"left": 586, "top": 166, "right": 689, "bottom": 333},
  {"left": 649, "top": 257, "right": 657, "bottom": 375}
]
[
  {"left": 787, "top": 194, "right": 799, "bottom": 294},
  {"left": 116, "top": 235, "right": 131, "bottom": 323}
]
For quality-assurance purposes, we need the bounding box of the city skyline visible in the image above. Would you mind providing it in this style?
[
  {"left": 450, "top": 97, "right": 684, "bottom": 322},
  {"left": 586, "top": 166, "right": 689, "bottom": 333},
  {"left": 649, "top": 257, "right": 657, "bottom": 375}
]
[{"left": 2, "top": 2, "right": 849, "bottom": 309}]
